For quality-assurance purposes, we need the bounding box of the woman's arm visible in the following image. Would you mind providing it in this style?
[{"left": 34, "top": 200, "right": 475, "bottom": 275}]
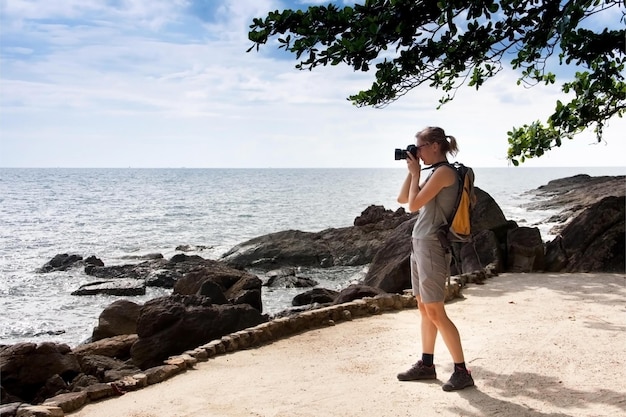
[
  {"left": 407, "top": 166, "right": 456, "bottom": 213},
  {"left": 397, "top": 173, "right": 412, "bottom": 204}
]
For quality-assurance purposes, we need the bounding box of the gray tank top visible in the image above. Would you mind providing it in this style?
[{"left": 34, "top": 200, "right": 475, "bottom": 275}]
[{"left": 412, "top": 165, "right": 459, "bottom": 240}]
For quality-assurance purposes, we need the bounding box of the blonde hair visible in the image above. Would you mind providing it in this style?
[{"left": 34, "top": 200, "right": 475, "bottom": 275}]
[{"left": 416, "top": 126, "right": 459, "bottom": 157}]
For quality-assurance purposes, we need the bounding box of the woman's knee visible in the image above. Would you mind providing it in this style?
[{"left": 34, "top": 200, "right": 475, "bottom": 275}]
[{"left": 421, "top": 302, "right": 447, "bottom": 323}]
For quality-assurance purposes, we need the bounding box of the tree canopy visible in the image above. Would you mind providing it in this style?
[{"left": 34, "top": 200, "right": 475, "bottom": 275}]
[{"left": 248, "top": 0, "right": 625, "bottom": 165}]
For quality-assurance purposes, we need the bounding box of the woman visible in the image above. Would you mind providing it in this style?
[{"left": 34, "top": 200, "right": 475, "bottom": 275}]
[{"left": 396, "top": 126, "right": 474, "bottom": 392}]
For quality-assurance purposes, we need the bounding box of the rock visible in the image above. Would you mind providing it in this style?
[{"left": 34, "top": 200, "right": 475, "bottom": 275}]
[
  {"left": 506, "top": 227, "right": 544, "bottom": 272},
  {"left": 33, "top": 375, "right": 67, "bottom": 405},
  {"left": 71, "top": 279, "right": 146, "bottom": 296},
  {"left": 224, "top": 275, "right": 262, "bottom": 310},
  {"left": 77, "top": 383, "right": 115, "bottom": 402},
  {"left": 175, "top": 244, "right": 211, "bottom": 252},
  {"left": 221, "top": 206, "right": 413, "bottom": 270},
  {"left": 467, "top": 188, "right": 510, "bottom": 233},
  {"left": 84, "top": 256, "right": 104, "bottom": 267},
  {"left": 197, "top": 280, "right": 229, "bottom": 304},
  {"left": 84, "top": 259, "right": 168, "bottom": 280},
  {"left": 90, "top": 301, "right": 141, "bottom": 341},
  {"left": 169, "top": 253, "right": 204, "bottom": 264},
  {"left": 73, "top": 334, "right": 138, "bottom": 358},
  {"left": 42, "top": 391, "right": 88, "bottom": 413},
  {"left": 37, "top": 254, "right": 83, "bottom": 273},
  {"left": 333, "top": 284, "right": 387, "bottom": 304},
  {"left": 143, "top": 364, "right": 182, "bottom": 385},
  {"left": 353, "top": 205, "right": 408, "bottom": 227},
  {"left": 74, "top": 354, "right": 138, "bottom": 382},
  {"left": 0, "top": 343, "right": 81, "bottom": 404},
  {"left": 68, "top": 374, "right": 99, "bottom": 390},
  {"left": 173, "top": 262, "right": 262, "bottom": 311},
  {"left": 545, "top": 195, "right": 625, "bottom": 272},
  {"left": 361, "top": 218, "right": 415, "bottom": 293},
  {"left": 265, "top": 275, "right": 318, "bottom": 288},
  {"left": 15, "top": 404, "right": 64, "bottom": 417},
  {"left": 527, "top": 175, "right": 625, "bottom": 226},
  {"left": 145, "top": 269, "right": 179, "bottom": 288},
  {"left": 459, "top": 229, "right": 504, "bottom": 274},
  {"left": 292, "top": 288, "right": 339, "bottom": 306},
  {"left": 130, "top": 294, "right": 267, "bottom": 369},
  {"left": 0, "top": 403, "right": 21, "bottom": 417},
  {"left": 119, "top": 253, "right": 164, "bottom": 260}
]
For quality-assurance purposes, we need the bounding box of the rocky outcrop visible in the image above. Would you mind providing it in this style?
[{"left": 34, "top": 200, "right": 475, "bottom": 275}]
[
  {"left": 221, "top": 205, "right": 413, "bottom": 270},
  {"left": 0, "top": 343, "right": 81, "bottom": 404},
  {"left": 37, "top": 253, "right": 265, "bottom": 302},
  {"left": 526, "top": 174, "right": 624, "bottom": 234},
  {"left": 0, "top": 290, "right": 460, "bottom": 416},
  {"left": 525, "top": 175, "right": 625, "bottom": 273},
  {"left": 130, "top": 294, "right": 267, "bottom": 369},
  {"left": 544, "top": 195, "right": 625, "bottom": 272},
  {"left": 37, "top": 254, "right": 84, "bottom": 273},
  {"left": 172, "top": 259, "right": 263, "bottom": 311}
]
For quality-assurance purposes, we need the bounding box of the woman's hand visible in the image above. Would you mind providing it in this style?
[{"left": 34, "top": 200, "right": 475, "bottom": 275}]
[{"left": 406, "top": 151, "right": 421, "bottom": 176}]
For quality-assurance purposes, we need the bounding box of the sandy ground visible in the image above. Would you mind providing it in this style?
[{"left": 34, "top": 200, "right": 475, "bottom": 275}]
[{"left": 70, "top": 272, "right": 626, "bottom": 417}]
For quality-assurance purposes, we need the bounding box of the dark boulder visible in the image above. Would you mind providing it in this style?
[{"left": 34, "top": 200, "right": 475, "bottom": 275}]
[
  {"left": 84, "top": 258, "right": 169, "bottom": 280},
  {"left": 333, "top": 284, "right": 387, "bottom": 305},
  {"left": 73, "top": 334, "right": 138, "bottom": 359},
  {"left": 506, "top": 227, "right": 544, "bottom": 272},
  {"left": 292, "top": 288, "right": 339, "bottom": 306},
  {"left": 265, "top": 275, "right": 319, "bottom": 288},
  {"left": 84, "top": 256, "right": 104, "bottom": 267},
  {"left": 75, "top": 354, "right": 141, "bottom": 382},
  {"left": 545, "top": 195, "right": 625, "bottom": 272},
  {"left": 71, "top": 279, "right": 146, "bottom": 296},
  {"left": 460, "top": 229, "right": 504, "bottom": 273},
  {"left": 471, "top": 188, "right": 510, "bottom": 234},
  {"left": 361, "top": 218, "right": 415, "bottom": 293},
  {"left": 37, "top": 254, "right": 83, "bottom": 273},
  {"left": 130, "top": 294, "right": 267, "bottom": 369},
  {"left": 221, "top": 205, "right": 412, "bottom": 270},
  {"left": 173, "top": 261, "right": 262, "bottom": 311},
  {"left": 0, "top": 342, "right": 81, "bottom": 404},
  {"left": 198, "top": 280, "right": 230, "bottom": 304},
  {"left": 90, "top": 300, "right": 142, "bottom": 342},
  {"left": 145, "top": 269, "right": 180, "bottom": 288},
  {"left": 224, "top": 274, "right": 263, "bottom": 309}
]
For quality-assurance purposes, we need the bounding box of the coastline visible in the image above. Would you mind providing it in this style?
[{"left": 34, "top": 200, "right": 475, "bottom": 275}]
[
  {"left": 2, "top": 168, "right": 624, "bottom": 347},
  {"left": 67, "top": 272, "right": 626, "bottom": 417}
]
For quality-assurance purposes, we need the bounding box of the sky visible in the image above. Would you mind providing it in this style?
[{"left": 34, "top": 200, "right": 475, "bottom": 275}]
[{"left": 1, "top": 0, "right": 624, "bottom": 168}]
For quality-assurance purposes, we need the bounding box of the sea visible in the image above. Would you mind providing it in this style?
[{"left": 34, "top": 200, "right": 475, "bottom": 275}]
[{"left": 1, "top": 166, "right": 624, "bottom": 348}]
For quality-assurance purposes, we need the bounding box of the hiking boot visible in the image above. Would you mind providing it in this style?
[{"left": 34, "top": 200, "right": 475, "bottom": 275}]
[
  {"left": 442, "top": 369, "right": 474, "bottom": 391},
  {"left": 397, "top": 360, "right": 437, "bottom": 381}
]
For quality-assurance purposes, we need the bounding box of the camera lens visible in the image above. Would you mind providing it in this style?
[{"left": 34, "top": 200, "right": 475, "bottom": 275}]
[{"left": 394, "top": 148, "right": 406, "bottom": 160}]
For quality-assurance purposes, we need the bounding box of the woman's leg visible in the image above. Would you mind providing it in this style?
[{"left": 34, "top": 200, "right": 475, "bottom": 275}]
[
  {"left": 416, "top": 295, "right": 438, "bottom": 355},
  {"left": 421, "top": 301, "right": 464, "bottom": 363}
]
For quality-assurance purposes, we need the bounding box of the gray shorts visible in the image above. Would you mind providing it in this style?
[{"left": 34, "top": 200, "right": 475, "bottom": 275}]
[{"left": 410, "top": 238, "right": 451, "bottom": 303}]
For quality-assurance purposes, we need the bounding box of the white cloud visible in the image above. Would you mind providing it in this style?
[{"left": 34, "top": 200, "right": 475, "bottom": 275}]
[{"left": 1, "top": 0, "right": 624, "bottom": 168}]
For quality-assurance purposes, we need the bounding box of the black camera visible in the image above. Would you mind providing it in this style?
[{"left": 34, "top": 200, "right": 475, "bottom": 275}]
[{"left": 394, "top": 144, "right": 418, "bottom": 160}]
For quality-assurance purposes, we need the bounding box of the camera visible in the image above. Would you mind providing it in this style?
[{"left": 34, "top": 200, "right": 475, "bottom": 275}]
[{"left": 394, "top": 144, "right": 418, "bottom": 160}]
